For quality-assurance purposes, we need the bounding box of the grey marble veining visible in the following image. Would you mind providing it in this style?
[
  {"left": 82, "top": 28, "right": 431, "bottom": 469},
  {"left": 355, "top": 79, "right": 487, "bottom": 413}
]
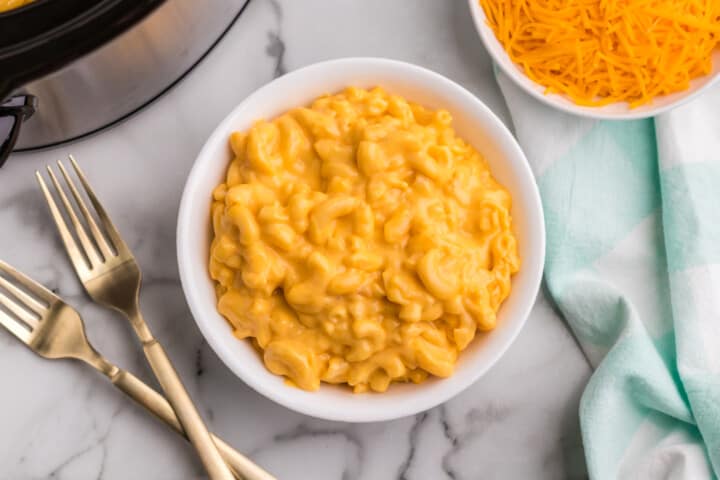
[{"left": 0, "top": 1, "right": 591, "bottom": 478}]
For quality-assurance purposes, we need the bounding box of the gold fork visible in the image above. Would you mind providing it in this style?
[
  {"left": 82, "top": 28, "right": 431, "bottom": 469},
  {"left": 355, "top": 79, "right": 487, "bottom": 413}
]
[
  {"left": 36, "top": 156, "right": 235, "bottom": 480},
  {"left": 0, "top": 259, "right": 275, "bottom": 480}
]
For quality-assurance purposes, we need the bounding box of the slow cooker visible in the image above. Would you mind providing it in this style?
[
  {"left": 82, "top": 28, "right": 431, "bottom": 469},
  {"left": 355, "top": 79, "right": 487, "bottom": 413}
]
[{"left": 0, "top": 0, "right": 249, "bottom": 167}]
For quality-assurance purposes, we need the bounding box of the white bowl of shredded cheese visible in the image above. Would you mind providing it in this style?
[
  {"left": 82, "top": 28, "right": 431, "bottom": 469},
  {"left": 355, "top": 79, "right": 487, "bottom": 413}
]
[
  {"left": 469, "top": 0, "right": 720, "bottom": 120},
  {"left": 177, "top": 58, "right": 545, "bottom": 422}
]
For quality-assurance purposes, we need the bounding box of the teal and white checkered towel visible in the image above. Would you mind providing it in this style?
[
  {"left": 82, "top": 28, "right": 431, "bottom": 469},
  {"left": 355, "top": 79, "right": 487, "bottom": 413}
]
[{"left": 496, "top": 72, "right": 720, "bottom": 479}]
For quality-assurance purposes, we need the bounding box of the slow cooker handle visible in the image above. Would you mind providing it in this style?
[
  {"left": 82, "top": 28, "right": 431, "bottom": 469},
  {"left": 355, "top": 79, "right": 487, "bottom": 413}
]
[{"left": 0, "top": 94, "right": 37, "bottom": 168}]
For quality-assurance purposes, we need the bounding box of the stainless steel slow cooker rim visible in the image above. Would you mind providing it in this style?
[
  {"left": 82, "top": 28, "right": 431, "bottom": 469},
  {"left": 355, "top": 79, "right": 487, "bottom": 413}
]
[
  {"left": 0, "top": 0, "right": 166, "bottom": 98},
  {"left": 11, "top": 0, "right": 252, "bottom": 152}
]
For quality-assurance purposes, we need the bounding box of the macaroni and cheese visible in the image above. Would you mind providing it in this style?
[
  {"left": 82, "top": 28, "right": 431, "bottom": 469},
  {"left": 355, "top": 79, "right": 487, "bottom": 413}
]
[
  {"left": 0, "top": 0, "right": 34, "bottom": 13},
  {"left": 209, "top": 87, "right": 520, "bottom": 393}
]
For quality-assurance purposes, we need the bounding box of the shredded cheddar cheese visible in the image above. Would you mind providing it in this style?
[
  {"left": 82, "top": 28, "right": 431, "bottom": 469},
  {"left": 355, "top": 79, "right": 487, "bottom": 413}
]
[{"left": 479, "top": 0, "right": 720, "bottom": 107}]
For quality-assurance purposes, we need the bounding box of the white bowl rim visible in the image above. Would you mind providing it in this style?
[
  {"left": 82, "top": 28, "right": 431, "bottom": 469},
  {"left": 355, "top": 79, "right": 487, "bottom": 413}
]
[
  {"left": 177, "top": 57, "right": 545, "bottom": 422},
  {"left": 468, "top": 0, "right": 720, "bottom": 120}
]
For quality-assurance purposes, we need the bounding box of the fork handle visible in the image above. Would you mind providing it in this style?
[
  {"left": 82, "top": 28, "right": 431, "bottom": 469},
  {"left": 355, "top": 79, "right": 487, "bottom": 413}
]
[
  {"left": 142, "top": 340, "right": 236, "bottom": 480},
  {"left": 110, "top": 368, "right": 276, "bottom": 480}
]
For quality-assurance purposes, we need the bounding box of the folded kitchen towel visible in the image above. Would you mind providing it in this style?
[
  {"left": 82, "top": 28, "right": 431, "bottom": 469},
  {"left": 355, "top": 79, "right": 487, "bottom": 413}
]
[{"left": 495, "top": 71, "right": 720, "bottom": 479}]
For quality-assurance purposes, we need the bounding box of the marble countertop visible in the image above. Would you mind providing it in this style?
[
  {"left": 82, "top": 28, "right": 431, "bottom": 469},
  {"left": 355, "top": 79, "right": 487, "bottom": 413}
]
[{"left": 0, "top": 1, "right": 591, "bottom": 478}]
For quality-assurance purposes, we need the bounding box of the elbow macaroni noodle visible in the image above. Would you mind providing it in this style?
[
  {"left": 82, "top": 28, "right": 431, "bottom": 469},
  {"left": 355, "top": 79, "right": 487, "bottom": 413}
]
[{"left": 209, "top": 87, "right": 520, "bottom": 393}]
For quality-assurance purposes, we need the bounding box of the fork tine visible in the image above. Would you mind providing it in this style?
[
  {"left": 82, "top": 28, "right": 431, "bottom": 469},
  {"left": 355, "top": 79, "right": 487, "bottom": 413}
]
[
  {"left": 45, "top": 166, "right": 103, "bottom": 269},
  {"left": 57, "top": 160, "right": 115, "bottom": 260},
  {"left": 0, "top": 309, "right": 31, "bottom": 344},
  {"left": 36, "top": 172, "right": 93, "bottom": 277},
  {"left": 68, "top": 155, "right": 129, "bottom": 254},
  {"left": 0, "top": 292, "right": 38, "bottom": 328},
  {"left": 0, "top": 273, "right": 45, "bottom": 316},
  {"left": 0, "top": 259, "right": 57, "bottom": 307}
]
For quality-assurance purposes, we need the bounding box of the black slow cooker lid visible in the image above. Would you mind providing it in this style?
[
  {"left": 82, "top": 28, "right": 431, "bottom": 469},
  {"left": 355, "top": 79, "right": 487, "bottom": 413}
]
[{"left": 0, "top": 0, "right": 164, "bottom": 99}]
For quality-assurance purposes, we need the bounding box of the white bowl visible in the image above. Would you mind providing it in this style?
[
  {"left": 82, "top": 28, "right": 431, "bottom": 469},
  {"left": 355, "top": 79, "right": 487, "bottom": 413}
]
[
  {"left": 468, "top": 0, "right": 720, "bottom": 120},
  {"left": 177, "top": 58, "right": 545, "bottom": 422}
]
